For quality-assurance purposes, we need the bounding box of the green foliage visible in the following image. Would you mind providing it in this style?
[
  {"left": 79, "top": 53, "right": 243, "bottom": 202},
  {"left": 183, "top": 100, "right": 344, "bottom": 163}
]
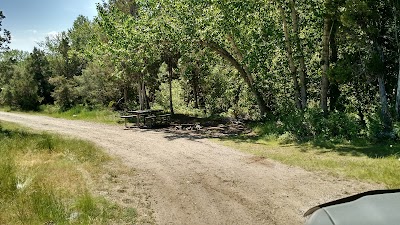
[
  {"left": 256, "top": 107, "right": 362, "bottom": 141},
  {"left": 0, "top": 50, "right": 45, "bottom": 110},
  {"left": 7, "top": 66, "right": 40, "bottom": 110},
  {"left": 49, "top": 76, "right": 78, "bottom": 111},
  {"left": 26, "top": 47, "right": 53, "bottom": 104},
  {"left": 74, "top": 56, "right": 121, "bottom": 108}
]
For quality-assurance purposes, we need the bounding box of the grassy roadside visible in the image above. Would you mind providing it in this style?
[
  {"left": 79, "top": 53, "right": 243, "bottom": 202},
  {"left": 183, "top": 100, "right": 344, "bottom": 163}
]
[
  {"left": 216, "top": 136, "right": 400, "bottom": 188},
  {"left": 39, "top": 105, "right": 121, "bottom": 124},
  {"left": 0, "top": 121, "right": 137, "bottom": 224}
]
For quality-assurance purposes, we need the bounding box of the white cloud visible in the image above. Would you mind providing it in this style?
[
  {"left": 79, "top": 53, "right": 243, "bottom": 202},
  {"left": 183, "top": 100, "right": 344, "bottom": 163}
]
[
  {"left": 47, "top": 31, "right": 60, "bottom": 38},
  {"left": 26, "top": 29, "right": 38, "bottom": 34}
]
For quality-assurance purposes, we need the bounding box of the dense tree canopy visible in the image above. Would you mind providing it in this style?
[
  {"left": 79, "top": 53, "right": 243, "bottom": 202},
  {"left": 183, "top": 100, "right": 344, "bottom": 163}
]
[{"left": 1, "top": 0, "right": 400, "bottom": 140}]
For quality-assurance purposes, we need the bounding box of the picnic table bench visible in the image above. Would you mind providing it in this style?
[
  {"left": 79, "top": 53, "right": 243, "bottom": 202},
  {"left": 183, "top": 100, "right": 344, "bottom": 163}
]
[{"left": 121, "top": 115, "right": 136, "bottom": 128}]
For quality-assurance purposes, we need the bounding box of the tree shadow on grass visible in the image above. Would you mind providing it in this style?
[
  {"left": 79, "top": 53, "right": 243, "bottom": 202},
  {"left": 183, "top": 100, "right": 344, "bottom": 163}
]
[
  {"left": 308, "top": 138, "right": 400, "bottom": 158},
  {"left": 220, "top": 134, "right": 400, "bottom": 159}
]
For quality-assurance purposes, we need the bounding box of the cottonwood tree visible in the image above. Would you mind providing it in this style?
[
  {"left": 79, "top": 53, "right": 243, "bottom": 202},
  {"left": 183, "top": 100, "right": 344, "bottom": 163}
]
[
  {"left": 96, "top": 0, "right": 161, "bottom": 110},
  {"left": 158, "top": 0, "right": 279, "bottom": 117},
  {"left": 278, "top": 0, "right": 308, "bottom": 110}
]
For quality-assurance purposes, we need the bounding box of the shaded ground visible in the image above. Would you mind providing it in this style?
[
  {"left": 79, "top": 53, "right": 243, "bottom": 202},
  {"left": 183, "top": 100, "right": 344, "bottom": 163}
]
[
  {"left": 0, "top": 112, "right": 383, "bottom": 225},
  {"left": 155, "top": 113, "right": 252, "bottom": 138}
]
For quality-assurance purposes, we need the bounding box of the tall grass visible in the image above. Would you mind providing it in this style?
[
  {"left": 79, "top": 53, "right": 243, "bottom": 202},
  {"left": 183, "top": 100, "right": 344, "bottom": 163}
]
[
  {"left": 0, "top": 122, "right": 136, "bottom": 224},
  {"left": 39, "top": 105, "right": 120, "bottom": 124}
]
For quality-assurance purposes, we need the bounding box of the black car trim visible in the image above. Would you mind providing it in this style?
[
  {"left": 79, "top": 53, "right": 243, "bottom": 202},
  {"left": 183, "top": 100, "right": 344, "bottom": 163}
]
[{"left": 304, "top": 189, "right": 400, "bottom": 217}]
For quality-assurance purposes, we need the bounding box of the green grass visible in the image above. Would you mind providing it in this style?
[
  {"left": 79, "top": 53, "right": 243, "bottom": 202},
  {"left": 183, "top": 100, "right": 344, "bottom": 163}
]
[
  {"left": 0, "top": 121, "right": 137, "bottom": 224},
  {"left": 216, "top": 135, "right": 400, "bottom": 188},
  {"left": 39, "top": 105, "right": 121, "bottom": 124}
]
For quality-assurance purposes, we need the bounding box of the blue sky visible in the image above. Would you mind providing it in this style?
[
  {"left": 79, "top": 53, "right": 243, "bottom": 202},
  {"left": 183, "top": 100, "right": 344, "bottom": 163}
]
[{"left": 0, "top": 0, "right": 101, "bottom": 52}]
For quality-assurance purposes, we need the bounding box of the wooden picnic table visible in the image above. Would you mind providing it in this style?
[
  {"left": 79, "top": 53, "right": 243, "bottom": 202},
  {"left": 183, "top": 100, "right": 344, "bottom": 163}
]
[{"left": 126, "top": 109, "right": 163, "bottom": 127}]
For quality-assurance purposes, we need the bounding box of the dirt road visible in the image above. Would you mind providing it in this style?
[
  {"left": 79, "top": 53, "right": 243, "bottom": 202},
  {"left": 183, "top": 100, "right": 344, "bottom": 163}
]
[{"left": 0, "top": 112, "right": 381, "bottom": 225}]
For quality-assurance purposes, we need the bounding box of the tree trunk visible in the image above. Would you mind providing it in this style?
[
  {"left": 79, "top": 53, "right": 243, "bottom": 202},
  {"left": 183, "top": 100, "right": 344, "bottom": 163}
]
[
  {"left": 201, "top": 40, "right": 269, "bottom": 117},
  {"left": 227, "top": 36, "right": 270, "bottom": 116},
  {"left": 168, "top": 65, "right": 174, "bottom": 115},
  {"left": 193, "top": 64, "right": 200, "bottom": 109},
  {"left": 289, "top": 0, "right": 308, "bottom": 109},
  {"left": 328, "top": 21, "right": 341, "bottom": 111},
  {"left": 279, "top": 4, "right": 301, "bottom": 109},
  {"left": 143, "top": 82, "right": 150, "bottom": 109},
  {"left": 394, "top": 2, "right": 400, "bottom": 120},
  {"left": 378, "top": 77, "right": 391, "bottom": 130},
  {"left": 193, "top": 81, "right": 199, "bottom": 109},
  {"left": 137, "top": 73, "right": 148, "bottom": 110},
  {"left": 137, "top": 84, "right": 143, "bottom": 110},
  {"left": 321, "top": 16, "right": 331, "bottom": 115},
  {"left": 397, "top": 54, "right": 400, "bottom": 120},
  {"left": 375, "top": 43, "right": 392, "bottom": 132},
  {"left": 124, "top": 85, "right": 128, "bottom": 109}
]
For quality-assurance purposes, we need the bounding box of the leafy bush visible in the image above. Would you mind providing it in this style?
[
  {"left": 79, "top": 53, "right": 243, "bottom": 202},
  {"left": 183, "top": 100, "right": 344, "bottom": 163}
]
[
  {"left": 367, "top": 112, "right": 396, "bottom": 141},
  {"left": 256, "top": 107, "right": 363, "bottom": 142},
  {"left": 0, "top": 68, "right": 40, "bottom": 111}
]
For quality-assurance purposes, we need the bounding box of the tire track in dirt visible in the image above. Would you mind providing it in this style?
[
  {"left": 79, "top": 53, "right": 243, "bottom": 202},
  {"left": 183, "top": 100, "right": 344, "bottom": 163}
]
[{"left": 0, "top": 112, "right": 382, "bottom": 225}]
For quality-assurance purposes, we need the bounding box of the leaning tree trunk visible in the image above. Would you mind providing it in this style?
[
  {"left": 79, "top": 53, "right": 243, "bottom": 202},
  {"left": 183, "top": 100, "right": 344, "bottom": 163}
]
[
  {"left": 201, "top": 40, "right": 269, "bottom": 117},
  {"left": 279, "top": 4, "right": 302, "bottom": 109},
  {"left": 227, "top": 36, "right": 270, "bottom": 116},
  {"left": 321, "top": 16, "right": 331, "bottom": 116},
  {"left": 289, "top": 0, "right": 308, "bottom": 109}
]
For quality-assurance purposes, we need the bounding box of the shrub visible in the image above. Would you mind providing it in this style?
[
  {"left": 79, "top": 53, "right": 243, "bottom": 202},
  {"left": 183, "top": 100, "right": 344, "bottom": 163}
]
[
  {"left": 1, "top": 67, "right": 40, "bottom": 111},
  {"left": 257, "top": 107, "right": 362, "bottom": 142},
  {"left": 49, "top": 76, "right": 78, "bottom": 111}
]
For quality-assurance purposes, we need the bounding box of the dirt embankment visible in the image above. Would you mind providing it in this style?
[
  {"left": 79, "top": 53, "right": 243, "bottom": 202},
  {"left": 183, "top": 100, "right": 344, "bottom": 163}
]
[{"left": 0, "top": 112, "right": 382, "bottom": 225}]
